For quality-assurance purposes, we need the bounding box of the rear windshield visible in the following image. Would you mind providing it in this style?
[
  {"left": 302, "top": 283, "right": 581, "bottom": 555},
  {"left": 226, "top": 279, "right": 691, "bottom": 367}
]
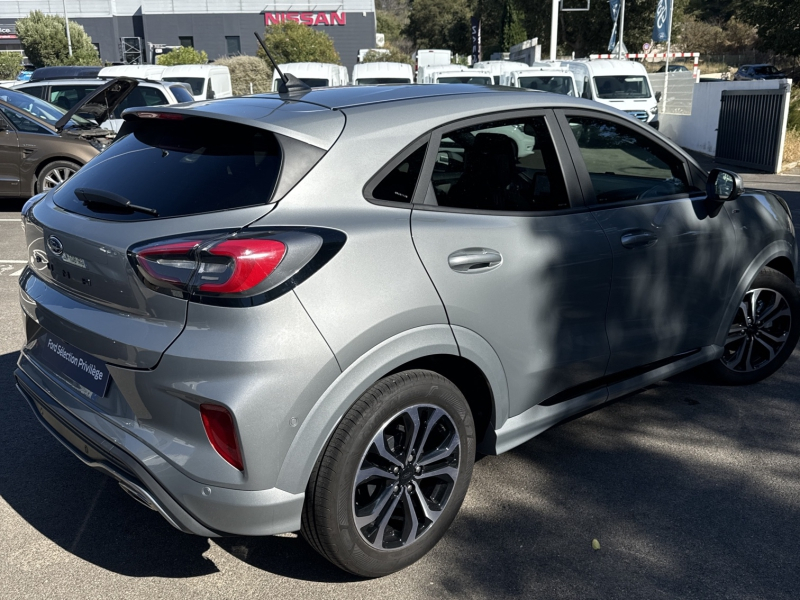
[
  {"left": 356, "top": 77, "right": 412, "bottom": 85},
  {"left": 518, "top": 76, "right": 575, "bottom": 96},
  {"left": 163, "top": 77, "right": 205, "bottom": 95},
  {"left": 53, "top": 117, "right": 282, "bottom": 221}
]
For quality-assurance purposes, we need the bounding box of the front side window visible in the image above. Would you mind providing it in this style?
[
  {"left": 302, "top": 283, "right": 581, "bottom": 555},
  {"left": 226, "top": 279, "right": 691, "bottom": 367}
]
[
  {"left": 0, "top": 105, "right": 51, "bottom": 134},
  {"left": 49, "top": 84, "right": 99, "bottom": 111},
  {"left": 593, "top": 75, "right": 651, "bottom": 99},
  {"left": 567, "top": 116, "right": 689, "bottom": 204},
  {"left": 430, "top": 116, "right": 569, "bottom": 212}
]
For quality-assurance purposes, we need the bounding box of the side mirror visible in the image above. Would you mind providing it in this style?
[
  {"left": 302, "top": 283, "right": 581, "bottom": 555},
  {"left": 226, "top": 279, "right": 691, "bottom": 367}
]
[
  {"left": 707, "top": 168, "right": 744, "bottom": 203},
  {"left": 655, "top": 91, "right": 662, "bottom": 102}
]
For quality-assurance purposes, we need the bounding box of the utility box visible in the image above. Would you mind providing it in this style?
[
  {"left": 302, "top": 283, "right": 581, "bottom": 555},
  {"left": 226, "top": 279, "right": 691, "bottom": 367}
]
[{"left": 509, "top": 38, "right": 542, "bottom": 66}]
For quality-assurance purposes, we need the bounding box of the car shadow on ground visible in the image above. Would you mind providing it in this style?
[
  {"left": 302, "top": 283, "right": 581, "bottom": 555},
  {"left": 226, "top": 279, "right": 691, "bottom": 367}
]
[{"left": 2, "top": 346, "right": 800, "bottom": 596}]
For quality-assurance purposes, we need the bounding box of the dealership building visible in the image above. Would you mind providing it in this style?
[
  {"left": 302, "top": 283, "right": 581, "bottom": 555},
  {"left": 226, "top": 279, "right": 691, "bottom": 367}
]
[{"left": 0, "top": 0, "right": 377, "bottom": 71}]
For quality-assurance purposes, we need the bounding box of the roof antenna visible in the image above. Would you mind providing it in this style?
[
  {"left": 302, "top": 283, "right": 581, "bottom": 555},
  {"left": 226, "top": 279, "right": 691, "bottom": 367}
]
[{"left": 253, "top": 31, "right": 311, "bottom": 95}]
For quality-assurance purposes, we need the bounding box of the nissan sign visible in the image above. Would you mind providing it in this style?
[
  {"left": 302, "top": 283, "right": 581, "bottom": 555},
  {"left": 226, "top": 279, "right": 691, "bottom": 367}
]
[{"left": 264, "top": 12, "right": 347, "bottom": 26}]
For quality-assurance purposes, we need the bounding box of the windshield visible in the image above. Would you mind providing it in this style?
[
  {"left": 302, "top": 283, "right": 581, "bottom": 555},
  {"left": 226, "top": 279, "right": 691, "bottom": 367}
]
[
  {"left": 355, "top": 77, "right": 412, "bottom": 85},
  {"left": 162, "top": 77, "right": 205, "bottom": 95},
  {"left": 0, "top": 89, "right": 94, "bottom": 128},
  {"left": 752, "top": 65, "right": 779, "bottom": 75},
  {"left": 437, "top": 76, "right": 493, "bottom": 85},
  {"left": 594, "top": 75, "right": 652, "bottom": 99},
  {"left": 518, "top": 76, "right": 575, "bottom": 96},
  {"left": 168, "top": 85, "right": 195, "bottom": 103}
]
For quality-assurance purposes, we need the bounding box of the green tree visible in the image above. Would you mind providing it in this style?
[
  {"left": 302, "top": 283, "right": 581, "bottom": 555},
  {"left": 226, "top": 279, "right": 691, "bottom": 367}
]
[
  {"left": 259, "top": 21, "right": 341, "bottom": 65},
  {"left": 377, "top": 11, "right": 405, "bottom": 44},
  {"left": 404, "top": 0, "right": 472, "bottom": 55},
  {"left": 501, "top": 0, "right": 528, "bottom": 51},
  {"left": 361, "top": 47, "right": 414, "bottom": 65},
  {"left": 742, "top": 0, "right": 800, "bottom": 57},
  {"left": 214, "top": 55, "right": 271, "bottom": 95},
  {"left": 0, "top": 53, "right": 23, "bottom": 79},
  {"left": 16, "top": 10, "right": 100, "bottom": 67},
  {"left": 156, "top": 45, "right": 208, "bottom": 65}
]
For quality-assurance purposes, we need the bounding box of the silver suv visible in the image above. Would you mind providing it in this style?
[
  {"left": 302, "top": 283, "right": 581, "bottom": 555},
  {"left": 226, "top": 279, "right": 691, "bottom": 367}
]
[{"left": 15, "top": 85, "right": 799, "bottom": 577}]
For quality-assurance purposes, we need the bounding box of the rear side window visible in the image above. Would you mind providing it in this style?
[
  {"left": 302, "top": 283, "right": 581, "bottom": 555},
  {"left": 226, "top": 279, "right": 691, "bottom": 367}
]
[
  {"left": 21, "top": 85, "right": 45, "bottom": 99},
  {"left": 49, "top": 85, "right": 99, "bottom": 110},
  {"left": 53, "top": 117, "right": 282, "bottom": 220},
  {"left": 371, "top": 145, "right": 427, "bottom": 203}
]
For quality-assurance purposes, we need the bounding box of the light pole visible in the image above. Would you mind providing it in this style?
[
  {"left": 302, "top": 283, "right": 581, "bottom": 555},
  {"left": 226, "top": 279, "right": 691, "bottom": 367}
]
[
  {"left": 63, "top": 0, "right": 73, "bottom": 57},
  {"left": 549, "top": 0, "right": 559, "bottom": 61},
  {"left": 617, "top": 0, "right": 625, "bottom": 59}
]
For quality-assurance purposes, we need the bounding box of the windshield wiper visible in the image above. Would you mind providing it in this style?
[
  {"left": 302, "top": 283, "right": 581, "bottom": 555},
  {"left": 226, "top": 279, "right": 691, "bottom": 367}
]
[{"left": 74, "top": 188, "right": 159, "bottom": 216}]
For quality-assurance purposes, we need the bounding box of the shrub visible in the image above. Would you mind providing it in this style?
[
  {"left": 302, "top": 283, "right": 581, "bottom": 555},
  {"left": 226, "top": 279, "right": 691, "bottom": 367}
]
[
  {"left": 156, "top": 46, "right": 208, "bottom": 65},
  {"left": 260, "top": 21, "right": 341, "bottom": 65},
  {"left": 214, "top": 55, "right": 272, "bottom": 95},
  {"left": 0, "top": 52, "right": 23, "bottom": 79},
  {"left": 361, "top": 47, "right": 413, "bottom": 65}
]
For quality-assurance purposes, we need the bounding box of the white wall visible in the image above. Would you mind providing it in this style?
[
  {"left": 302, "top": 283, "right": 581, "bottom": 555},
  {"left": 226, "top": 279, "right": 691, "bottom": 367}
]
[{"left": 660, "top": 79, "right": 792, "bottom": 166}]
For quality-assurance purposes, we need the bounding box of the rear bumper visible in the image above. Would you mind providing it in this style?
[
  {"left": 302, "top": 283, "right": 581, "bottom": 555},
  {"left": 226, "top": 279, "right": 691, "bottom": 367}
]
[{"left": 15, "top": 354, "right": 305, "bottom": 537}]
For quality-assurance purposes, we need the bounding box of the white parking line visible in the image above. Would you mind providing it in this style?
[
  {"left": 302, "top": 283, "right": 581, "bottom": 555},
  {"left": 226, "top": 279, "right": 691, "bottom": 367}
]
[
  {"left": 0, "top": 260, "right": 27, "bottom": 263},
  {"left": 0, "top": 218, "right": 20, "bottom": 221}
]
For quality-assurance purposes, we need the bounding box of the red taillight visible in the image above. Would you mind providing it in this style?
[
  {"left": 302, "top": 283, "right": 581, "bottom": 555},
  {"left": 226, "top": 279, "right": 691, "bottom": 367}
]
[
  {"left": 135, "top": 240, "right": 200, "bottom": 286},
  {"left": 200, "top": 404, "right": 244, "bottom": 470},
  {"left": 198, "top": 239, "right": 285, "bottom": 294}
]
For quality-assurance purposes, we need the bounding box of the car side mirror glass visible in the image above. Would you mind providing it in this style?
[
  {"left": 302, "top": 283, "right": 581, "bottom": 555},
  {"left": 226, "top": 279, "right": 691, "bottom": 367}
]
[
  {"left": 655, "top": 91, "right": 662, "bottom": 102},
  {"left": 707, "top": 168, "right": 744, "bottom": 203}
]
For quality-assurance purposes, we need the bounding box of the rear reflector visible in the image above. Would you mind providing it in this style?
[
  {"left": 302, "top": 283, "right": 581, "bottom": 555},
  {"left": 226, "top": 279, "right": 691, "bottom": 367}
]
[{"left": 200, "top": 404, "right": 244, "bottom": 471}]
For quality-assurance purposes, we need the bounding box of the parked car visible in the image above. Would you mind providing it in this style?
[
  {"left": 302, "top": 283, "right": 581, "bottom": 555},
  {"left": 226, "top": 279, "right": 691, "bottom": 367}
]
[
  {"left": 500, "top": 65, "right": 577, "bottom": 95},
  {"left": 16, "top": 78, "right": 191, "bottom": 132},
  {"left": 162, "top": 64, "right": 233, "bottom": 101},
  {"left": 29, "top": 65, "right": 103, "bottom": 82},
  {"left": 352, "top": 61, "right": 414, "bottom": 85},
  {"left": 0, "top": 79, "right": 136, "bottom": 197},
  {"left": 271, "top": 62, "right": 349, "bottom": 90},
  {"left": 656, "top": 64, "right": 690, "bottom": 72},
  {"left": 418, "top": 64, "right": 493, "bottom": 84},
  {"left": 15, "top": 85, "right": 799, "bottom": 578},
  {"left": 733, "top": 64, "right": 788, "bottom": 80},
  {"left": 473, "top": 60, "right": 530, "bottom": 85}
]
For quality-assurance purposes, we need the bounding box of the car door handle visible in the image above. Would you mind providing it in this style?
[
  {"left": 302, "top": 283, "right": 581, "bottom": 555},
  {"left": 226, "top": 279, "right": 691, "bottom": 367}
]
[
  {"left": 447, "top": 248, "right": 503, "bottom": 273},
  {"left": 620, "top": 230, "right": 658, "bottom": 249}
]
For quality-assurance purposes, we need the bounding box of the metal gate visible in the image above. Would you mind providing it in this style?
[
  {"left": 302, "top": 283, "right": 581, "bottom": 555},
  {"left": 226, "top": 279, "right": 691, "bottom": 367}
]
[{"left": 716, "top": 86, "right": 790, "bottom": 173}]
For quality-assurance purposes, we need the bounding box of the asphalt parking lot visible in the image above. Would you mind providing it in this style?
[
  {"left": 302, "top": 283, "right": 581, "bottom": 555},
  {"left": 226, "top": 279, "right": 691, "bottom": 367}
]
[{"left": 1, "top": 170, "right": 800, "bottom": 599}]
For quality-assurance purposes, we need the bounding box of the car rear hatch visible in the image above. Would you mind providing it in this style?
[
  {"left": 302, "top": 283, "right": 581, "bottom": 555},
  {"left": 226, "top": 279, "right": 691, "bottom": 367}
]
[{"left": 21, "top": 100, "right": 344, "bottom": 370}]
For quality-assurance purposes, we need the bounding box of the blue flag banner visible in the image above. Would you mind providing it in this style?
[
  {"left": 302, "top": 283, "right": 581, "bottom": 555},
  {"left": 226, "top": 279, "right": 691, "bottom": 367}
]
[
  {"left": 653, "top": 0, "right": 671, "bottom": 42},
  {"left": 608, "top": 22, "right": 618, "bottom": 52},
  {"left": 609, "top": 0, "right": 620, "bottom": 22}
]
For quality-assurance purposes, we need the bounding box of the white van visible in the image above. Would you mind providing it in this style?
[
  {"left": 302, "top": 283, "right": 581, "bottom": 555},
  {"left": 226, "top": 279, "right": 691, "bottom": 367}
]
[
  {"left": 473, "top": 60, "right": 529, "bottom": 85},
  {"left": 161, "top": 65, "right": 232, "bottom": 101},
  {"left": 562, "top": 59, "right": 659, "bottom": 128},
  {"left": 500, "top": 65, "right": 577, "bottom": 96},
  {"left": 352, "top": 62, "right": 414, "bottom": 85},
  {"left": 413, "top": 49, "right": 451, "bottom": 73},
  {"left": 271, "top": 63, "right": 349, "bottom": 90},
  {"left": 98, "top": 65, "right": 167, "bottom": 81},
  {"left": 418, "top": 65, "right": 493, "bottom": 85}
]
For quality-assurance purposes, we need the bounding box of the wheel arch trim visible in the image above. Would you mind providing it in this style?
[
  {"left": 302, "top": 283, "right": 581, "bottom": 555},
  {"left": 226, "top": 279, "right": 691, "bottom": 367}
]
[
  {"left": 275, "top": 324, "right": 508, "bottom": 495},
  {"left": 714, "top": 240, "right": 796, "bottom": 347}
]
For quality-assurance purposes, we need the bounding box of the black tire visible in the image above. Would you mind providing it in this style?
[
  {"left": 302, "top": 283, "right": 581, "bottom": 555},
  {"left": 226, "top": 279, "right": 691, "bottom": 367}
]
[
  {"left": 301, "top": 369, "right": 476, "bottom": 578},
  {"left": 37, "top": 160, "right": 80, "bottom": 193},
  {"left": 704, "top": 267, "right": 800, "bottom": 385}
]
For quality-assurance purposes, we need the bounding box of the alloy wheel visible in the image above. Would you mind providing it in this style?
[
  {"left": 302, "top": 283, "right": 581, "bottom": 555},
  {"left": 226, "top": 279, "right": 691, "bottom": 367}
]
[
  {"left": 42, "top": 166, "right": 76, "bottom": 190},
  {"left": 352, "top": 404, "right": 460, "bottom": 550},
  {"left": 722, "top": 287, "right": 792, "bottom": 372}
]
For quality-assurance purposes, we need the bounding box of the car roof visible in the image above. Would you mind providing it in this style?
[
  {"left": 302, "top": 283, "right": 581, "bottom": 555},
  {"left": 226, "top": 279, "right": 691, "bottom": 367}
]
[{"left": 18, "top": 78, "right": 165, "bottom": 88}]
